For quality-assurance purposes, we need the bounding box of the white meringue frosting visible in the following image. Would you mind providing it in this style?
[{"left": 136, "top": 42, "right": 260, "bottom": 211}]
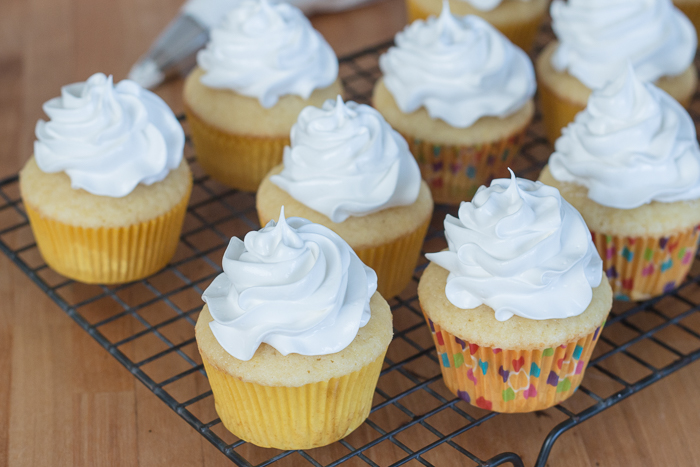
[
  {"left": 550, "top": 0, "right": 697, "bottom": 90},
  {"left": 549, "top": 66, "right": 700, "bottom": 209},
  {"left": 378, "top": 2, "right": 536, "bottom": 128},
  {"left": 196, "top": 0, "right": 338, "bottom": 108},
  {"left": 427, "top": 172, "right": 603, "bottom": 321},
  {"left": 34, "top": 73, "right": 184, "bottom": 198},
  {"left": 458, "top": 0, "right": 531, "bottom": 12},
  {"left": 271, "top": 96, "right": 421, "bottom": 223},
  {"left": 202, "top": 208, "right": 377, "bottom": 361}
]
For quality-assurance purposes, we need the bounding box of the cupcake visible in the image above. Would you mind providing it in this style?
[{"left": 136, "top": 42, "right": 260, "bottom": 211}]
[
  {"left": 373, "top": 4, "right": 536, "bottom": 204},
  {"left": 419, "top": 172, "right": 612, "bottom": 413},
  {"left": 539, "top": 66, "right": 700, "bottom": 301},
  {"left": 405, "top": 0, "right": 549, "bottom": 52},
  {"left": 257, "top": 96, "right": 433, "bottom": 298},
  {"left": 20, "top": 73, "right": 191, "bottom": 284},
  {"left": 537, "top": 0, "right": 698, "bottom": 144},
  {"left": 196, "top": 208, "right": 393, "bottom": 449},
  {"left": 675, "top": 0, "right": 700, "bottom": 39},
  {"left": 183, "top": 0, "right": 343, "bottom": 192}
]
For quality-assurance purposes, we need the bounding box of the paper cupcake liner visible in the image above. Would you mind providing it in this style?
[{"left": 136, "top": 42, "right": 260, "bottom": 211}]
[
  {"left": 403, "top": 129, "right": 526, "bottom": 205},
  {"left": 404, "top": 0, "right": 543, "bottom": 51},
  {"left": 356, "top": 216, "right": 431, "bottom": 298},
  {"left": 202, "top": 350, "right": 386, "bottom": 450},
  {"left": 592, "top": 225, "right": 700, "bottom": 301},
  {"left": 24, "top": 184, "right": 191, "bottom": 284},
  {"left": 423, "top": 311, "right": 605, "bottom": 413},
  {"left": 537, "top": 78, "right": 585, "bottom": 145},
  {"left": 674, "top": 2, "right": 700, "bottom": 42},
  {"left": 185, "top": 106, "right": 288, "bottom": 192}
]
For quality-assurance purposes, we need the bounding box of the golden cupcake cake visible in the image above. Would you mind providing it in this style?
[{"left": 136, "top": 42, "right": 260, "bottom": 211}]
[
  {"left": 20, "top": 73, "right": 191, "bottom": 284},
  {"left": 537, "top": 0, "right": 698, "bottom": 144},
  {"left": 373, "top": 3, "right": 536, "bottom": 204},
  {"left": 419, "top": 172, "right": 612, "bottom": 413},
  {"left": 257, "top": 96, "right": 433, "bottom": 299},
  {"left": 405, "top": 0, "right": 549, "bottom": 51},
  {"left": 540, "top": 66, "right": 700, "bottom": 301},
  {"left": 196, "top": 209, "right": 393, "bottom": 449},
  {"left": 183, "top": 0, "right": 343, "bottom": 192}
]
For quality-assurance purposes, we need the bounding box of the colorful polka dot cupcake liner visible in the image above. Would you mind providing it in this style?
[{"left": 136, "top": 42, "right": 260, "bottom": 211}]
[
  {"left": 24, "top": 183, "right": 191, "bottom": 284},
  {"left": 201, "top": 350, "right": 386, "bottom": 450},
  {"left": 592, "top": 225, "right": 700, "bottom": 301},
  {"left": 185, "top": 105, "right": 288, "bottom": 192},
  {"left": 423, "top": 312, "right": 605, "bottom": 413},
  {"left": 404, "top": 0, "right": 544, "bottom": 52},
  {"left": 404, "top": 130, "right": 526, "bottom": 205}
]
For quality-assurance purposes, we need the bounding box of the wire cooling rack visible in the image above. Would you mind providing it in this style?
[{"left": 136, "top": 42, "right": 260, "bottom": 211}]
[{"left": 2, "top": 27, "right": 700, "bottom": 467}]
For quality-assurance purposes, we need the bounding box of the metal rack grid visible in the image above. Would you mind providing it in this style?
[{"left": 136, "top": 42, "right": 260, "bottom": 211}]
[{"left": 1, "top": 27, "right": 700, "bottom": 467}]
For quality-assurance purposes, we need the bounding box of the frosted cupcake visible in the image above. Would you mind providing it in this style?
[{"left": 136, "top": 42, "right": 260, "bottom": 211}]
[
  {"left": 405, "top": 0, "right": 549, "bottom": 51},
  {"left": 257, "top": 96, "right": 433, "bottom": 298},
  {"left": 540, "top": 66, "right": 700, "bottom": 301},
  {"left": 183, "top": 0, "right": 343, "bottom": 191},
  {"left": 20, "top": 73, "right": 191, "bottom": 284},
  {"left": 373, "top": 4, "right": 536, "bottom": 204},
  {"left": 537, "top": 0, "right": 698, "bottom": 144},
  {"left": 419, "top": 173, "right": 612, "bottom": 413},
  {"left": 196, "top": 209, "right": 393, "bottom": 449}
]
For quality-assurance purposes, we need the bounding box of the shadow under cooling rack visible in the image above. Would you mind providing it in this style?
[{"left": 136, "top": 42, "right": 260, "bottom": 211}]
[{"left": 2, "top": 34, "right": 700, "bottom": 467}]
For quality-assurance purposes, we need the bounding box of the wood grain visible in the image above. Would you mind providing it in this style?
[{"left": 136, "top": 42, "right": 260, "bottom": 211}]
[{"left": 1, "top": 0, "right": 699, "bottom": 465}]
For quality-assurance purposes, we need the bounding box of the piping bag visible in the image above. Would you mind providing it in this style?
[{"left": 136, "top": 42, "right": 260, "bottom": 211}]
[{"left": 128, "top": 0, "right": 376, "bottom": 88}]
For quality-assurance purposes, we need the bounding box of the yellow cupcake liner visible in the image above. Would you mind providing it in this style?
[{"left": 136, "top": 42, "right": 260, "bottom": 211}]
[
  {"left": 202, "top": 350, "right": 386, "bottom": 450},
  {"left": 592, "top": 225, "right": 700, "bottom": 301},
  {"left": 537, "top": 78, "right": 585, "bottom": 145},
  {"left": 405, "top": 0, "right": 543, "bottom": 51},
  {"left": 185, "top": 106, "right": 288, "bottom": 192},
  {"left": 24, "top": 184, "right": 191, "bottom": 284},
  {"left": 356, "top": 216, "right": 431, "bottom": 298},
  {"left": 403, "top": 129, "right": 526, "bottom": 205},
  {"left": 674, "top": 2, "right": 700, "bottom": 42},
  {"left": 423, "top": 311, "right": 606, "bottom": 413}
]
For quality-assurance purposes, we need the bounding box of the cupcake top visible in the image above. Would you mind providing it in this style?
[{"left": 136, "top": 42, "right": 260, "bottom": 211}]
[
  {"left": 458, "top": 0, "right": 531, "bottom": 11},
  {"left": 426, "top": 171, "right": 603, "bottom": 321},
  {"left": 34, "top": 73, "right": 184, "bottom": 198},
  {"left": 550, "top": 0, "right": 696, "bottom": 90},
  {"left": 196, "top": 0, "right": 338, "bottom": 108},
  {"left": 270, "top": 96, "right": 421, "bottom": 223},
  {"left": 378, "top": 1, "right": 536, "bottom": 128},
  {"left": 549, "top": 66, "right": 700, "bottom": 209},
  {"left": 201, "top": 208, "right": 377, "bottom": 361}
]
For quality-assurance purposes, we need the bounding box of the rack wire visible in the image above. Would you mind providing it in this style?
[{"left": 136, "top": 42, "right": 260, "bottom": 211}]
[{"left": 1, "top": 25, "right": 700, "bottom": 467}]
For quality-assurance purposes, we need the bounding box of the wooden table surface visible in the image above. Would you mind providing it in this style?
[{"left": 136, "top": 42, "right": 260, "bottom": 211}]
[{"left": 1, "top": 0, "right": 700, "bottom": 465}]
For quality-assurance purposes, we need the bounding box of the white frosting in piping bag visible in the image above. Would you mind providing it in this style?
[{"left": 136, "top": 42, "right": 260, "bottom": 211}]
[
  {"left": 271, "top": 96, "right": 421, "bottom": 223},
  {"left": 34, "top": 73, "right": 184, "bottom": 198},
  {"left": 202, "top": 208, "right": 377, "bottom": 361},
  {"left": 549, "top": 65, "right": 700, "bottom": 209},
  {"left": 550, "top": 0, "right": 697, "bottom": 90},
  {"left": 427, "top": 171, "right": 602, "bottom": 321},
  {"left": 379, "top": 1, "right": 536, "bottom": 128},
  {"left": 196, "top": 0, "right": 338, "bottom": 108}
]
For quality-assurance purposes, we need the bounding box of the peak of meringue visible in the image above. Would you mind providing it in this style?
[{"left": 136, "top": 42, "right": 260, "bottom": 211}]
[
  {"left": 202, "top": 207, "right": 377, "bottom": 361},
  {"left": 34, "top": 73, "right": 184, "bottom": 198},
  {"left": 549, "top": 65, "right": 700, "bottom": 209},
  {"left": 427, "top": 173, "right": 602, "bottom": 321},
  {"left": 196, "top": 0, "right": 338, "bottom": 108},
  {"left": 271, "top": 97, "right": 421, "bottom": 223}
]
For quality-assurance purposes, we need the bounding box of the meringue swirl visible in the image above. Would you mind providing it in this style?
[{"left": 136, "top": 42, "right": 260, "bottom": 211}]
[
  {"left": 378, "top": 3, "right": 535, "bottom": 128},
  {"left": 458, "top": 0, "right": 531, "bottom": 12},
  {"left": 34, "top": 73, "right": 184, "bottom": 198},
  {"left": 202, "top": 208, "right": 377, "bottom": 361},
  {"left": 427, "top": 172, "right": 603, "bottom": 321},
  {"left": 271, "top": 96, "right": 421, "bottom": 223},
  {"left": 549, "top": 66, "right": 700, "bottom": 209},
  {"left": 196, "top": 0, "right": 338, "bottom": 108},
  {"left": 550, "top": 0, "right": 697, "bottom": 90}
]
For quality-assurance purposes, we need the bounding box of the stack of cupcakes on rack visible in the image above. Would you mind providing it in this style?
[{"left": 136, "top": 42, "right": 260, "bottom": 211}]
[
  {"left": 540, "top": 66, "right": 700, "bottom": 300},
  {"left": 184, "top": 0, "right": 343, "bottom": 191},
  {"left": 537, "top": 0, "right": 698, "bottom": 143},
  {"left": 373, "top": 1, "right": 536, "bottom": 204}
]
